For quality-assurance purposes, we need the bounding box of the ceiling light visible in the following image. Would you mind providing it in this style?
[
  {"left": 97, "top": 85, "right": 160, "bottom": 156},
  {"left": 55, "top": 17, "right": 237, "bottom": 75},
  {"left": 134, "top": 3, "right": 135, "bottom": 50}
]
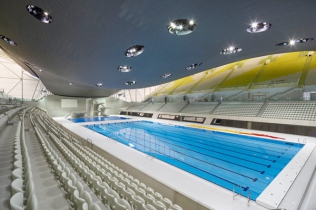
[
  {"left": 186, "top": 63, "right": 202, "bottom": 70},
  {"left": 168, "top": 19, "right": 196, "bottom": 35},
  {"left": 247, "top": 22, "right": 271, "bottom": 33},
  {"left": 0, "top": 35, "right": 17, "bottom": 46},
  {"left": 161, "top": 73, "right": 172, "bottom": 78},
  {"left": 125, "top": 45, "right": 144, "bottom": 57},
  {"left": 289, "top": 40, "right": 296, "bottom": 45},
  {"left": 295, "top": 38, "right": 314, "bottom": 43},
  {"left": 275, "top": 42, "right": 289, "bottom": 46},
  {"left": 125, "top": 81, "right": 136, "bottom": 85},
  {"left": 220, "top": 47, "right": 242, "bottom": 55},
  {"left": 39, "top": 69, "right": 42, "bottom": 72},
  {"left": 118, "top": 65, "right": 132, "bottom": 73},
  {"left": 275, "top": 38, "right": 313, "bottom": 46},
  {"left": 96, "top": 83, "right": 103, "bottom": 87},
  {"left": 26, "top": 5, "right": 53, "bottom": 23},
  {"left": 69, "top": 82, "right": 74, "bottom": 86}
]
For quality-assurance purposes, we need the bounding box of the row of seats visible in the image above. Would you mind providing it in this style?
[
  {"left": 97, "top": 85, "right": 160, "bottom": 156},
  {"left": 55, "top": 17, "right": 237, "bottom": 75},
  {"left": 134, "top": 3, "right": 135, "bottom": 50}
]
[
  {"left": 213, "top": 102, "right": 263, "bottom": 117},
  {"left": 48, "top": 131, "right": 132, "bottom": 210},
  {"left": 31, "top": 114, "right": 103, "bottom": 210},
  {"left": 262, "top": 103, "right": 316, "bottom": 120},
  {"left": 36, "top": 113, "right": 137, "bottom": 210},
  {"left": 11, "top": 110, "right": 38, "bottom": 210},
  {"left": 36, "top": 111, "right": 183, "bottom": 210}
]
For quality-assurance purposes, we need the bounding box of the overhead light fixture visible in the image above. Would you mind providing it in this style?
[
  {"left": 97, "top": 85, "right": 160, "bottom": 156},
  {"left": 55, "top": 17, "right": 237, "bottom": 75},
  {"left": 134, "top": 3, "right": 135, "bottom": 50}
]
[
  {"left": 295, "top": 38, "right": 314, "bottom": 43},
  {"left": 69, "top": 82, "right": 74, "bottom": 86},
  {"left": 118, "top": 65, "right": 132, "bottom": 73},
  {"left": 247, "top": 22, "right": 272, "bottom": 33},
  {"left": 39, "top": 69, "right": 42, "bottom": 72},
  {"left": 289, "top": 40, "right": 296, "bottom": 45},
  {"left": 275, "top": 42, "right": 289, "bottom": 46},
  {"left": 26, "top": 5, "right": 53, "bottom": 23},
  {"left": 161, "top": 73, "right": 172, "bottom": 78},
  {"left": 168, "top": 19, "right": 196, "bottom": 35},
  {"left": 220, "top": 47, "right": 242, "bottom": 55},
  {"left": 0, "top": 35, "right": 17, "bottom": 46},
  {"left": 186, "top": 63, "right": 202, "bottom": 70},
  {"left": 96, "top": 83, "right": 103, "bottom": 87},
  {"left": 276, "top": 38, "right": 313, "bottom": 46},
  {"left": 125, "top": 81, "right": 136, "bottom": 85},
  {"left": 125, "top": 45, "right": 145, "bottom": 57}
]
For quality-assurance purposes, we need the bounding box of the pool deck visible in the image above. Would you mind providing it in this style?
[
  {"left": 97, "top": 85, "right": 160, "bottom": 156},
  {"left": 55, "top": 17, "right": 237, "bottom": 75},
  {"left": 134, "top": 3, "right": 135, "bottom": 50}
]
[{"left": 53, "top": 116, "right": 316, "bottom": 210}]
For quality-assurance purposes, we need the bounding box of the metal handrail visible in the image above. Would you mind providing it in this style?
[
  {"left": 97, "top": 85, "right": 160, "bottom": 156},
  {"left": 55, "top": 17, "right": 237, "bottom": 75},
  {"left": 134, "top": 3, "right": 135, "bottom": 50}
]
[
  {"left": 64, "top": 112, "right": 71, "bottom": 118},
  {"left": 232, "top": 185, "right": 242, "bottom": 200},
  {"left": 247, "top": 190, "right": 252, "bottom": 206},
  {"left": 146, "top": 149, "right": 155, "bottom": 160}
]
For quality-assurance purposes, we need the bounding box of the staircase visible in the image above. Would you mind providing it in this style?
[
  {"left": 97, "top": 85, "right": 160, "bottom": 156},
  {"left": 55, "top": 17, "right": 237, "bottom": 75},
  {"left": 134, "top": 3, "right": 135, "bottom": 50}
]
[
  {"left": 178, "top": 102, "right": 190, "bottom": 113},
  {"left": 209, "top": 102, "right": 221, "bottom": 114},
  {"left": 156, "top": 103, "right": 167, "bottom": 111},
  {"left": 256, "top": 101, "right": 269, "bottom": 117},
  {"left": 298, "top": 55, "right": 313, "bottom": 88}
]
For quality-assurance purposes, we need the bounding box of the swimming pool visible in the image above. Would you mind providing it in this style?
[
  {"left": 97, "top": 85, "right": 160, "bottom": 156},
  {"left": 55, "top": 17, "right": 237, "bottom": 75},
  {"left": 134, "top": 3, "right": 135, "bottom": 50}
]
[
  {"left": 68, "top": 116, "right": 129, "bottom": 123},
  {"left": 85, "top": 121, "right": 303, "bottom": 200}
]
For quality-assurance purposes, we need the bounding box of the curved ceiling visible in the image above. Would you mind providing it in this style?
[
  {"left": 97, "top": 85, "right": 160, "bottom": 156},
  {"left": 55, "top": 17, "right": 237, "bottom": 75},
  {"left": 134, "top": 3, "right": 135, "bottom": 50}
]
[{"left": 0, "top": 0, "right": 315, "bottom": 97}]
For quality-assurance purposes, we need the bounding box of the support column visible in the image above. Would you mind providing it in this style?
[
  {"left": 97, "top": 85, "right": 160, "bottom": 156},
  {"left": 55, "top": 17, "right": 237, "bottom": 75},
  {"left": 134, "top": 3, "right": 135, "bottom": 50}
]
[{"left": 247, "top": 121, "right": 252, "bottom": 129}]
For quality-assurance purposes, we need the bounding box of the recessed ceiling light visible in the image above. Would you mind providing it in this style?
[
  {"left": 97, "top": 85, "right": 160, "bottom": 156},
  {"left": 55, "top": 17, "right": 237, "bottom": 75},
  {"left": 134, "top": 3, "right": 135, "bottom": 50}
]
[
  {"left": 275, "top": 38, "right": 313, "bottom": 46},
  {"left": 26, "top": 5, "right": 53, "bottom": 23},
  {"left": 161, "top": 73, "right": 172, "bottom": 78},
  {"left": 125, "top": 45, "right": 145, "bottom": 57},
  {"left": 186, "top": 63, "right": 202, "bottom": 70},
  {"left": 125, "top": 81, "right": 136, "bottom": 85},
  {"left": 118, "top": 65, "right": 132, "bottom": 73},
  {"left": 96, "top": 83, "right": 103, "bottom": 87},
  {"left": 220, "top": 47, "right": 242, "bottom": 55},
  {"left": 275, "top": 42, "right": 289, "bottom": 46},
  {"left": 69, "top": 82, "right": 74, "bottom": 86},
  {"left": 39, "top": 69, "right": 42, "bottom": 72},
  {"left": 0, "top": 35, "right": 17, "bottom": 46},
  {"left": 289, "top": 40, "right": 296, "bottom": 45},
  {"left": 168, "top": 19, "right": 196, "bottom": 35},
  {"left": 247, "top": 22, "right": 272, "bottom": 33},
  {"left": 295, "top": 38, "right": 314, "bottom": 43}
]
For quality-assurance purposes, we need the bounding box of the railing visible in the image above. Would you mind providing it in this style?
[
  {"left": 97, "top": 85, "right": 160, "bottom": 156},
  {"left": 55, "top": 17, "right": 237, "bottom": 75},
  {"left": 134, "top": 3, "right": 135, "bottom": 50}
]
[
  {"left": 247, "top": 190, "right": 252, "bottom": 206},
  {"left": 232, "top": 184, "right": 242, "bottom": 200},
  {"left": 64, "top": 112, "right": 71, "bottom": 118}
]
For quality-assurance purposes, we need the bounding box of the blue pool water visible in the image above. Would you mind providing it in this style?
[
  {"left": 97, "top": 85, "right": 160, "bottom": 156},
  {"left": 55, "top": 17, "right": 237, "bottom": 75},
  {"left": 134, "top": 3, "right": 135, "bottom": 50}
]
[
  {"left": 68, "top": 116, "right": 128, "bottom": 123},
  {"left": 85, "top": 121, "right": 303, "bottom": 200}
]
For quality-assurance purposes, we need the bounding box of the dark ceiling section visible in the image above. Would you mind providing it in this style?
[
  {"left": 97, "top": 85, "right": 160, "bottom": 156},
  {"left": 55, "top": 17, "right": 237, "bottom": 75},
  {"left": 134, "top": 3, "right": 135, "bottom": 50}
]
[{"left": 0, "top": 0, "right": 315, "bottom": 97}]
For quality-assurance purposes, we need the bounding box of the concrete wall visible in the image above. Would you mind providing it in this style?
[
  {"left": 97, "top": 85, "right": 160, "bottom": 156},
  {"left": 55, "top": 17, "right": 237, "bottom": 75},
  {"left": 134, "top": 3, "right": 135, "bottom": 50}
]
[
  {"left": 26, "top": 96, "right": 137, "bottom": 117},
  {"left": 26, "top": 95, "right": 88, "bottom": 117}
]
